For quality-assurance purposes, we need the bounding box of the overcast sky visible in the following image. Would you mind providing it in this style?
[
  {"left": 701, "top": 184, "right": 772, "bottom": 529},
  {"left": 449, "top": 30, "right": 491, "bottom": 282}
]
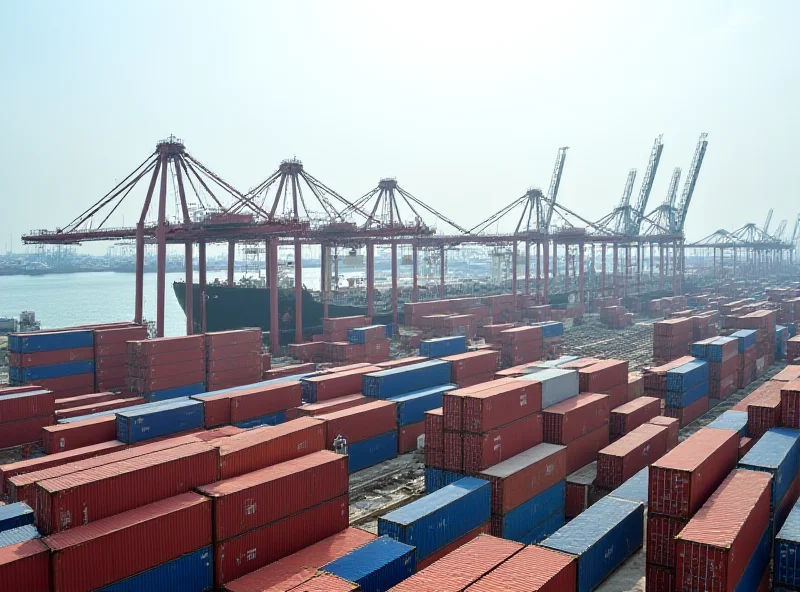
[{"left": 2, "top": 1, "right": 798, "bottom": 254}]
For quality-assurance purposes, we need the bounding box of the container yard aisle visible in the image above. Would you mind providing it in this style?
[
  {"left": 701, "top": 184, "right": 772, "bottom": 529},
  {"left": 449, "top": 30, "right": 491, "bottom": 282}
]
[{"left": 564, "top": 316, "right": 656, "bottom": 372}]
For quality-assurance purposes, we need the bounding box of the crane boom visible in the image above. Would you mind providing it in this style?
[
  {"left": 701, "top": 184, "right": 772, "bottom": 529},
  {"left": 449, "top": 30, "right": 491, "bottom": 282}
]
[
  {"left": 615, "top": 169, "right": 637, "bottom": 234},
  {"left": 775, "top": 219, "right": 787, "bottom": 240},
  {"left": 675, "top": 133, "right": 708, "bottom": 232},
  {"left": 631, "top": 134, "right": 664, "bottom": 234},
  {"left": 544, "top": 146, "right": 569, "bottom": 231},
  {"left": 666, "top": 168, "right": 682, "bottom": 208},
  {"left": 763, "top": 209, "right": 773, "bottom": 234},
  {"left": 792, "top": 214, "right": 800, "bottom": 244}
]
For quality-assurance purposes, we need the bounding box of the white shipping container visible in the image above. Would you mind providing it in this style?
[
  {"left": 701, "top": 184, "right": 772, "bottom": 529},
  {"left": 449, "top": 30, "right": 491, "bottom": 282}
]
[{"left": 520, "top": 368, "right": 579, "bottom": 407}]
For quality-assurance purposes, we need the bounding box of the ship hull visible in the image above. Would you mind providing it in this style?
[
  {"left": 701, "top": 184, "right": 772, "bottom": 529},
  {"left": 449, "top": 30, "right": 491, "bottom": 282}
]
[{"left": 173, "top": 282, "right": 397, "bottom": 343}]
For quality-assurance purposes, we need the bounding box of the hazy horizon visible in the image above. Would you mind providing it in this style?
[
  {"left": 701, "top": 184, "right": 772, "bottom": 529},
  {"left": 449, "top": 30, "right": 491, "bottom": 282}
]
[{"left": 2, "top": 1, "right": 798, "bottom": 255}]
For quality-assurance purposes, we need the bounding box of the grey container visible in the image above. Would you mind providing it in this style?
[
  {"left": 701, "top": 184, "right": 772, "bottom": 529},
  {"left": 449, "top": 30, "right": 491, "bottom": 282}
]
[{"left": 520, "top": 368, "right": 579, "bottom": 408}]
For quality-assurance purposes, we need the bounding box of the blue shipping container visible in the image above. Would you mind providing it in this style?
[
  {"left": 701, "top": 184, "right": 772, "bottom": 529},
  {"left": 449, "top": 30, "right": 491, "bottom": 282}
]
[
  {"left": 115, "top": 398, "right": 205, "bottom": 444},
  {"left": 496, "top": 481, "right": 566, "bottom": 542},
  {"left": 419, "top": 336, "right": 467, "bottom": 358},
  {"left": 10, "top": 360, "right": 95, "bottom": 382},
  {"left": 348, "top": 431, "right": 397, "bottom": 473},
  {"left": 94, "top": 545, "right": 213, "bottom": 592},
  {"left": 0, "top": 524, "right": 40, "bottom": 548},
  {"left": 363, "top": 360, "right": 452, "bottom": 399},
  {"left": 534, "top": 355, "right": 579, "bottom": 368},
  {"left": 665, "top": 381, "right": 708, "bottom": 409},
  {"left": 378, "top": 477, "right": 491, "bottom": 561},
  {"left": 385, "top": 323, "right": 395, "bottom": 339},
  {"left": 776, "top": 499, "right": 800, "bottom": 588},
  {"left": 424, "top": 468, "right": 464, "bottom": 493},
  {"left": 734, "top": 524, "right": 771, "bottom": 592},
  {"left": 59, "top": 397, "right": 194, "bottom": 424},
  {"left": 389, "top": 385, "right": 456, "bottom": 426},
  {"left": 518, "top": 511, "right": 565, "bottom": 545},
  {"left": 690, "top": 341, "right": 709, "bottom": 359},
  {"left": 706, "top": 337, "right": 737, "bottom": 363},
  {"left": 739, "top": 428, "right": 800, "bottom": 523},
  {"left": 0, "top": 503, "right": 34, "bottom": 533},
  {"left": 348, "top": 325, "right": 387, "bottom": 345},
  {"left": 145, "top": 383, "right": 206, "bottom": 403},
  {"left": 322, "top": 536, "right": 415, "bottom": 592},
  {"left": 609, "top": 467, "right": 649, "bottom": 507},
  {"left": 8, "top": 330, "right": 94, "bottom": 354},
  {"left": 666, "top": 360, "right": 708, "bottom": 392},
  {"left": 730, "top": 329, "right": 757, "bottom": 353},
  {"left": 541, "top": 496, "right": 644, "bottom": 592},
  {"left": 707, "top": 410, "right": 749, "bottom": 437},
  {"left": 234, "top": 410, "right": 287, "bottom": 429},
  {"left": 530, "top": 321, "right": 565, "bottom": 339}
]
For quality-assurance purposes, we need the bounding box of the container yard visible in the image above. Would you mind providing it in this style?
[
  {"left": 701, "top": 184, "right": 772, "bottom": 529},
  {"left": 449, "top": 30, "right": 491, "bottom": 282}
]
[{"left": 4, "top": 65, "right": 800, "bottom": 592}]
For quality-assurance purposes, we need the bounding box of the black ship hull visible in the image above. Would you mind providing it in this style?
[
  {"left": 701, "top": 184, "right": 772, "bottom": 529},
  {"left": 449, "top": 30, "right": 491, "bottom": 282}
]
[{"left": 173, "top": 282, "right": 398, "bottom": 343}]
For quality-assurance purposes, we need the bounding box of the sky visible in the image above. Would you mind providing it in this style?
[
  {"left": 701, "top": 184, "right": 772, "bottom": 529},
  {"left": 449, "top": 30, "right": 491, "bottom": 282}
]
[{"left": 1, "top": 1, "right": 799, "bottom": 254}]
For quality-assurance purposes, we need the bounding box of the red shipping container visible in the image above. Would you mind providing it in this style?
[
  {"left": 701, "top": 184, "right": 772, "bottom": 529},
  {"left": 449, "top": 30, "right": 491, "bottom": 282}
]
[
  {"left": 565, "top": 424, "right": 609, "bottom": 475},
  {"left": 466, "top": 543, "right": 576, "bottom": 591},
  {"left": 747, "top": 381, "right": 782, "bottom": 437},
  {"left": 30, "top": 374, "right": 96, "bottom": 393},
  {"left": 317, "top": 400, "right": 396, "bottom": 447},
  {"left": 606, "top": 383, "right": 629, "bottom": 409},
  {"left": 323, "top": 315, "right": 369, "bottom": 332},
  {"left": 207, "top": 353, "right": 263, "bottom": 373},
  {"left": 294, "top": 574, "right": 359, "bottom": 591},
  {"left": 286, "top": 394, "right": 369, "bottom": 420},
  {"left": 221, "top": 527, "right": 376, "bottom": 592},
  {"left": 55, "top": 391, "right": 118, "bottom": 410},
  {"left": 218, "top": 418, "right": 326, "bottom": 480},
  {"left": 664, "top": 395, "right": 709, "bottom": 427},
  {"left": 443, "top": 431, "right": 463, "bottom": 472},
  {"left": 35, "top": 441, "right": 219, "bottom": 534},
  {"left": 391, "top": 533, "right": 521, "bottom": 591},
  {"left": 0, "top": 538, "right": 51, "bottom": 592},
  {"left": 0, "top": 385, "right": 43, "bottom": 396},
  {"left": 9, "top": 346, "right": 94, "bottom": 368},
  {"left": 205, "top": 329, "right": 262, "bottom": 349},
  {"left": 42, "top": 415, "right": 117, "bottom": 454},
  {"left": 54, "top": 396, "right": 145, "bottom": 420},
  {"left": 207, "top": 366, "right": 262, "bottom": 385},
  {"left": 128, "top": 370, "right": 206, "bottom": 393},
  {"left": 214, "top": 494, "right": 349, "bottom": 586},
  {"left": 413, "top": 523, "right": 492, "bottom": 572},
  {"left": 646, "top": 563, "right": 677, "bottom": 591},
  {"left": 442, "top": 350, "right": 500, "bottom": 381},
  {"left": 648, "top": 416, "right": 680, "bottom": 450},
  {"left": 302, "top": 366, "right": 380, "bottom": 402},
  {"left": 376, "top": 356, "right": 428, "bottom": 370},
  {"left": 0, "top": 440, "right": 125, "bottom": 495},
  {"left": 675, "top": 469, "right": 772, "bottom": 592},
  {"left": 649, "top": 427, "right": 739, "bottom": 520},
  {"left": 0, "top": 415, "right": 53, "bottom": 449},
  {"left": 455, "top": 372, "right": 495, "bottom": 389},
  {"left": 0, "top": 389, "right": 55, "bottom": 423},
  {"left": 610, "top": 396, "right": 661, "bottom": 436},
  {"left": 128, "top": 358, "right": 206, "bottom": 379},
  {"left": 463, "top": 413, "right": 544, "bottom": 474},
  {"left": 781, "top": 379, "right": 800, "bottom": 428},
  {"left": 95, "top": 342, "right": 129, "bottom": 357},
  {"left": 462, "top": 380, "right": 543, "bottom": 433},
  {"left": 425, "top": 408, "right": 444, "bottom": 468},
  {"left": 93, "top": 325, "right": 147, "bottom": 343},
  {"left": 325, "top": 363, "right": 374, "bottom": 373},
  {"left": 543, "top": 393, "right": 611, "bottom": 445},
  {"left": 230, "top": 382, "right": 302, "bottom": 424},
  {"left": 578, "top": 360, "right": 629, "bottom": 393},
  {"left": 127, "top": 348, "right": 205, "bottom": 369},
  {"left": 198, "top": 450, "right": 348, "bottom": 541},
  {"left": 94, "top": 365, "right": 128, "bottom": 381},
  {"left": 500, "top": 326, "right": 542, "bottom": 344},
  {"left": 127, "top": 335, "right": 205, "bottom": 357},
  {"left": 628, "top": 373, "right": 645, "bottom": 401},
  {"left": 647, "top": 513, "right": 687, "bottom": 567},
  {"left": 44, "top": 492, "right": 212, "bottom": 592},
  {"left": 596, "top": 423, "right": 668, "bottom": 489},
  {"left": 398, "top": 420, "right": 426, "bottom": 454},
  {"left": 479, "top": 442, "right": 567, "bottom": 514}
]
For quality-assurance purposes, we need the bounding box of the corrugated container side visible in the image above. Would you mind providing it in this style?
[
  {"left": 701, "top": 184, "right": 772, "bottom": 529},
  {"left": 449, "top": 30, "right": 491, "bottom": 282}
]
[
  {"left": 322, "top": 536, "right": 416, "bottom": 592},
  {"left": 464, "top": 543, "right": 577, "bottom": 591},
  {"left": 93, "top": 545, "right": 213, "bottom": 592},
  {"left": 610, "top": 396, "right": 661, "bottom": 436},
  {"left": 390, "top": 385, "right": 455, "bottom": 427},
  {"left": 463, "top": 412, "right": 544, "bottom": 474},
  {"left": 565, "top": 424, "right": 609, "bottom": 474},
  {"left": 345, "top": 430, "right": 398, "bottom": 473},
  {"left": 41, "top": 416, "right": 117, "bottom": 453},
  {"left": 317, "top": 400, "right": 397, "bottom": 447},
  {"left": 738, "top": 427, "right": 800, "bottom": 514},
  {"left": 44, "top": 492, "right": 212, "bottom": 592},
  {"left": 363, "top": 360, "right": 451, "bottom": 399},
  {"left": 596, "top": 423, "right": 668, "bottom": 490},
  {"left": 491, "top": 481, "right": 565, "bottom": 541},
  {"left": 543, "top": 393, "right": 610, "bottom": 445},
  {"left": 609, "top": 466, "right": 649, "bottom": 507},
  {"left": 230, "top": 382, "right": 302, "bottom": 423},
  {"left": 0, "top": 538, "right": 51, "bottom": 592},
  {"left": 0, "top": 415, "right": 53, "bottom": 449},
  {"left": 115, "top": 399, "right": 205, "bottom": 444},
  {"left": 647, "top": 513, "right": 687, "bottom": 567},
  {"left": 413, "top": 522, "right": 491, "bottom": 572},
  {"left": 461, "top": 380, "right": 543, "bottom": 434},
  {"left": 214, "top": 495, "right": 349, "bottom": 586},
  {"left": 0, "top": 390, "right": 55, "bottom": 423},
  {"left": 733, "top": 524, "right": 772, "bottom": 592},
  {"left": 424, "top": 467, "right": 465, "bottom": 493},
  {"left": 378, "top": 477, "right": 491, "bottom": 561},
  {"left": 648, "top": 416, "right": 680, "bottom": 449}
]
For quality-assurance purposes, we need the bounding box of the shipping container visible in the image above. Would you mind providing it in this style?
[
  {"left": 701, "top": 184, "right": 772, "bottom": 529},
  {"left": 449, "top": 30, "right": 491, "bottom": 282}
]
[
  {"left": 649, "top": 427, "right": 739, "bottom": 520},
  {"left": 707, "top": 410, "right": 749, "bottom": 437},
  {"left": 291, "top": 573, "right": 359, "bottom": 591},
  {"left": 666, "top": 360, "right": 709, "bottom": 392},
  {"left": 0, "top": 538, "right": 50, "bottom": 592},
  {"left": 10, "top": 346, "right": 94, "bottom": 368},
  {"left": 465, "top": 543, "right": 576, "bottom": 591},
  {"left": 610, "top": 396, "right": 660, "bottom": 437},
  {"left": 301, "top": 367, "right": 380, "bottom": 403},
  {"left": 596, "top": 423, "right": 668, "bottom": 490},
  {"left": 609, "top": 466, "right": 649, "bottom": 507},
  {"left": 235, "top": 410, "right": 287, "bottom": 429},
  {"left": 9, "top": 330, "right": 94, "bottom": 353},
  {"left": 390, "top": 385, "right": 456, "bottom": 427},
  {"left": 115, "top": 398, "right": 205, "bottom": 444},
  {"left": 565, "top": 424, "right": 609, "bottom": 474},
  {"left": 390, "top": 534, "right": 521, "bottom": 592},
  {"left": 11, "top": 360, "right": 95, "bottom": 383},
  {"left": 54, "top": 391, "right": 118, "bottom": 410},
  {"left": 55, "top": 396, "right": 145, "bottom": 420},
  {"left": 463, "top": 412, "right": 544, "bottom": 474},
  {"left": 578, "top": 360, "right": 629, "bottom": 393},
  {"left": 35, "top": 441, "right": 218, "bottom": 534},
  {"left": 205, "top": 328, "right": 261, "bottom": 349},
  {"left": 775, "top": 499, "right": 800, "bottom": 588},
  {"left": 0, "top": 502, "right": 33, "bottom": 533},
  {"left": 347, "top": 431, "right": 398, "bottom": 472},
  {"left": 675, "top": 469, "right": 772, "bottom": 592},
  {"left": 451, "top": 379, "right": 543, "bottom": 434},
  {"left": 0, "top": 523, "right": 39, "bottom": 547},
  {"left": 143, "top": 382, "right": 206, "bottom": 403},
  {"left": 378, "top": 477, "right": 490, "bottom": 561},
  {"left": 479, "top": 442, "right": 566, "bottom": 515},
  {"left": 41, "top": 415, "right": 117, "bottom": 453},
  {"left": 93, "top": 545, "right": 213, "bottom": 592},
  {"left": 414, "top": 522, "right": 491, "bottom": 572},
  {"left": 541, "top": 496, "right": 644, "bottom": 592},
  {"left": 322, "top": 536, "right": 415, "bottom": 592},
  {"left": 442, "top": 350, "right": 499, "bottom": 381},
  {"left": 43, "top": 492, "right": 212, "bottom": 592},
  {"left": 734, "top": 523, "right": 772, "bottom": 592},
  {"left": 220, "top": 527, "right": 376, "bottom": 592},
  {"left": 543, "top": 393, "right": 610, "bottom": 445},
  {"left": 363, "top": 360, "right": 452, "bottom": 399},
  {"left": 646, "top": 416, "right": 679, "bottom": 450},
  {"left": 0, "top": 415, "right": 53, "bottom": 449},
  {"left": 287, "top": 394, "right": 368, "bottom": 419},
  {"left": 127, "top": 335, "right": 204, "bottom": 357},
  {"left": 520, "top": 368, "right": 580, "bottom": 407},
  {"left": 217, "top": 418, "right": 326, "bottom": 480},
  {"left": 665, "top": 380, "right": 708, "bottom": 409},
  {"left": 398, "top": 420, "right": 425, "bottom": 453},
  {"left": 230, "top": 382, "right": 302, "bottom": 424},
  {"left": 491, "top": 481, "right": 565, "bottom": 542},
  {"left": 424, "top": 467, "right": 466, "bottom": 493},
  {"left": 317, "top": 399, "right": 397, "bottom": 447},
  {"left": 419, "top": 336, "right": 467, "bottom": 357},
  {"left": 198, "top": 450, "right": 347, "bottom": 541},
  {"left": 663, "top": 394, "right": 709, "bottom": 427},
  {"left": 213, "top": 495, "right": 349, "bottom": 586},
  {"left": 0, "top": 389, "right": 54, "bottom": 423}
]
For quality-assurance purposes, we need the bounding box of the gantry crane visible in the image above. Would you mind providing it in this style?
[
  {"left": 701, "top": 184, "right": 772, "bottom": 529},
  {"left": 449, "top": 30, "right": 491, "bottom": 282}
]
[
  {"left": 674, "top": 132, "right": 709, "bottom": 233},
  {"left": 774, "top": 219, "right": 787, "bottom": 242},
  {"left": 614, "top": 169, "right": 638, "bottom": 233},
  {"left": 629, "top": 134, "right": 664, "bottom": 234},
  {"left": 543, "top": 147, "right": 569, "bottom": 231},
  {"left": 763, "top": 209, "right": 774, "bottom": 236}
]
